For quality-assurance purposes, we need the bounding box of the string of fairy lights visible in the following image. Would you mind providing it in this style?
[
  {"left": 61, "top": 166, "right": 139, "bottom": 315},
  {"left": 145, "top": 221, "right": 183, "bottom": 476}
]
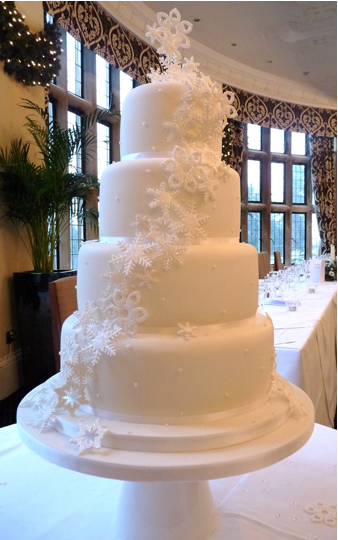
[{"left": 0, "top": 1, "right": 62, "bottom": 86}]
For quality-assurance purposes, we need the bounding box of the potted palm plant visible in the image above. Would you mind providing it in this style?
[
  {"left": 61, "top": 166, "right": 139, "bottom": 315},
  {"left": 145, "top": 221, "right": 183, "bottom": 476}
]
[{"left": 0, "top": 99, "right": 117, "bottom": 387}]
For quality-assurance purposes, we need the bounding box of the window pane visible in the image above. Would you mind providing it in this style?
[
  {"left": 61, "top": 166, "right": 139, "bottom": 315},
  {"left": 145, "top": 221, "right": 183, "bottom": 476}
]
[
  {"left": 270, "top": 128, "right": 285, "bottom": 153},
  {"left": 68, "top": 112, "right": 84, "bottom": 269},
  {"left": 247, "top": 124, "right": 261, "bottom": 150},
  {"left": 97, "top": 123, "right": 110, "bottom": 181},
  {"left": 70, "top": 198, "right": 85, "bottom": 269},
  {"left": 292, "top": 132, "right": 306, "bottom": 155},
  {"left": 291, "top": 214, "right": 305, "bottom": 264},
  {"left": 292, "top": 164, "right": 305, "bottom": 203},
  {"left": 270, "top": 213, "right": 284, "bottom": 264},
  {"left": 312, "top": 213, "right": 321, "bottom": 258},
  {"left": 119, "top": 71, "right": 133, "bottom": 113},
  {"left": 96, "top": 55, "right": 110, "bottom": 109},
  {"left": 271, "top": 162, "right": 284, "bottom": 203},
  {"left": 248, "top": 212, "right": 261, "bottom": 252},
  {"left": 48, "top": 101, "right": 54, "bottom": 124},
  {"left": 68, "top": 111, "right": 82, "bottom": 173},
  {"left": 67, "top": 33, "right": 82, "bottom": 97},
  {"left": 247, "top": 160, "right": 260, "bottom": 201}
]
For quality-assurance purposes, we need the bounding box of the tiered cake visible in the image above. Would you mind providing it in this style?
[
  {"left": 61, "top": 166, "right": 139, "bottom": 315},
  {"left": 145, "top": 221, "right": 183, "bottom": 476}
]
[{"left": 20, "top": 9, "right": 300, "bottom": 455}]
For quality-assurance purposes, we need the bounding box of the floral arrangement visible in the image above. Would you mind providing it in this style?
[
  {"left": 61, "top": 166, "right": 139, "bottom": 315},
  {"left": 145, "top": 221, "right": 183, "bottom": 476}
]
[{"left": 325, "top": 260, "right": 337, "bottom": 281}]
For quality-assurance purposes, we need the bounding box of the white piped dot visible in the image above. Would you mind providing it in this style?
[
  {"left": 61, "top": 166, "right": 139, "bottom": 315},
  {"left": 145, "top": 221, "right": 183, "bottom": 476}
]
[
  {"left": 96, "top": 394, "right": 100, "bottom": 398},
  {"left": 212, "top": 265, "right": 217, "bottom": 270},
  {"left": 134, "top": 382, "right": 138, "bottom": 388},
  {"left": 225, "top": 392, "right": 229, "bottom": 398},
  {"left": 162, "top": 297, "right": 166, "bottom": 302},
  {"left": 126, "top": 344, "right": 131, "bottom": 349},
  {"left": 244, "top": 348, "right": 249, "bottom": 353},
  {"left": 158, "top": 88, "right": 162, "bottom": 92},
  {"left": 115, "top": 197, "right": 120, "bottom": 201},
  {"left": 152, "top": 146, "right": 156, "bottom": 151},
  {"left": 142, "top": 122, "right": 148, "bottom": 127},
  {"left": 178, "top": 368, "right": 183, "bottom": 373},
  {"left": 146, "top": 169, "right": 151, "bottom": 173}
]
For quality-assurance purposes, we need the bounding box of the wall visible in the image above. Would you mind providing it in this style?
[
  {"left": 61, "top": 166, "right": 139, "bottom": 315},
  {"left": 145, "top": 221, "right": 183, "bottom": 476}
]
[{"left": 0, "top": 1, "right": 45, "bottom": 399}]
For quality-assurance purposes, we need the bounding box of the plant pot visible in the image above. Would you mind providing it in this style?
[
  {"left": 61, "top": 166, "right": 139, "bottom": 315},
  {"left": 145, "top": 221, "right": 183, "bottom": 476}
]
[{"left": 13, "top": 270, "right": 77, "bottom": 388}]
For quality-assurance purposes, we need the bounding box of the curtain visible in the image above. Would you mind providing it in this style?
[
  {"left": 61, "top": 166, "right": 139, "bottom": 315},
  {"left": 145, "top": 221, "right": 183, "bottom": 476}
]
[
  {"left": 225, "top": 120, "right": 244, "bottom": 177},
  {"left": 310, "top": 136, "right": 336, "bottom": 254}
]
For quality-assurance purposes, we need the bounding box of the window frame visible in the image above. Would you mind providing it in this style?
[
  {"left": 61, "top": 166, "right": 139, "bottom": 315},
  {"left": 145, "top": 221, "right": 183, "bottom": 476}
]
[
  {"left": 48, "top": 25, "right": 133, "bottom": 269},
  {"left": 241, "top": 124, "right": 312, "bottom": 266}
]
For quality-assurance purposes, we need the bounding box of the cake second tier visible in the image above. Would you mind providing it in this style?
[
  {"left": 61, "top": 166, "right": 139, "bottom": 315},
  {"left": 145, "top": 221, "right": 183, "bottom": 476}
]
[{"left": 77, "top": 239, "right": 259, "bottom": 327}]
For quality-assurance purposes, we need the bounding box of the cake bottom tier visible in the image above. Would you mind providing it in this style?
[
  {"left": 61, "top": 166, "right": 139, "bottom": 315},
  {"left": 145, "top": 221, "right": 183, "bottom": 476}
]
[{"left": 61, "top": 312, "right": 274, "bottom": 422}]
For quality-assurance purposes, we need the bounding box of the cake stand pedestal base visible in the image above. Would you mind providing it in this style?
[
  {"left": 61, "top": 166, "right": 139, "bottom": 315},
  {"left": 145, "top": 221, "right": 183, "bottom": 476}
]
[{"left": 116, "top": 480, "right": 217, "bottom": 540}]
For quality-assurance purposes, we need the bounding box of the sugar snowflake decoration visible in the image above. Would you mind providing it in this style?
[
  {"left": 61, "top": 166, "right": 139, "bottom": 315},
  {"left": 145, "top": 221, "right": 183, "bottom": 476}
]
[
  {"left": 153, "top": 239, "right": 187, "bottom": 271},
  {"left": 70, "top": 419, "right": 109, "bottom": 455},
  {"left": 175, "top": 202, "right": 209, "bottom": 243},
  {"left": 54, "top": 384, "right": 83, "bottom": 415},
  {"left": 111, "top": 235, "right": 154, "bottom": 277},
  {"left": 105, "top": 289, "right": 149, "bottom": 338},
  {"left": 162, "top": 146, "right": 204, "bottom": 194},
  {"left": 147, "top": 182, "right": 180, "bottom": 217},
  {"left": 145, "top": 8, "right": 192, "bottom": 62},
  {"left": 304, "top": 502, "right": 337, "bottom": 527},
  {"left": 177, "top": 322, "right": 197, "bottom": 340},
  {"left": 86, "top": 319, "right": 120, "bottom": 364}
]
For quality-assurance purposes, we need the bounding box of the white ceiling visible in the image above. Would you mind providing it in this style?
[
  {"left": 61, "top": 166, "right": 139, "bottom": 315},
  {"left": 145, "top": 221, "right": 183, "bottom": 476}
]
[{"left": 102, "top": 1, "right": 337, "bottom": 108}]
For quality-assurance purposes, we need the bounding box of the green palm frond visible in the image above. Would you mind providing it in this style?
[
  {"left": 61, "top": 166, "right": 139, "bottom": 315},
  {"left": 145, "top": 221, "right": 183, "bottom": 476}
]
[{"left": 0, "top": 100, "right": 119, "bottom": 272}]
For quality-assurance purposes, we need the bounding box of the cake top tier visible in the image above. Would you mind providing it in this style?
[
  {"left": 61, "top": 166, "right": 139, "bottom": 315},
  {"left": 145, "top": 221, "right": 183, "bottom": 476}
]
[{"left": 120, "top": 8, "right": 237, "bottom": 160}]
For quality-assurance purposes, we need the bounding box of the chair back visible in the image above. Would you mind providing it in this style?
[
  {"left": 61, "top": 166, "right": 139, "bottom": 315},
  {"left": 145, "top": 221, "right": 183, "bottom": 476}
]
[
  {"left": 50, "top": 276, "right": 78, "bottom": 372},
  {"left": 274, "top": 251, "right": 283, "bottom": 271},
  {"left": 258, "top": 251, "right": 271, "bottom": 279}
]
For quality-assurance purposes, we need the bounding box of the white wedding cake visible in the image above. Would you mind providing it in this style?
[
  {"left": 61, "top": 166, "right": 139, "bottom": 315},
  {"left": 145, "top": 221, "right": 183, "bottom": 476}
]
[{"left": 21, "top": 9, "right": 301, "bottom": 455}]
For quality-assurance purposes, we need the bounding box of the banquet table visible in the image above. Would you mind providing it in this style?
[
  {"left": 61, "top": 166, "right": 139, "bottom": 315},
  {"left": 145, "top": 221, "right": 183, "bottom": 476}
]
[
  {"left": 0, "top": 422, "right": 336, "bottom": 540},
  {"left": 264, "top": 282, "right": 337, "bottom": 428}
]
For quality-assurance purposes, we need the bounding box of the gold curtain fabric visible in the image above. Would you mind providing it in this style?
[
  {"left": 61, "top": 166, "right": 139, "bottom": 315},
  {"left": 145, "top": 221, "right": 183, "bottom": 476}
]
[{"left": 310, "top": 136, "right": 337, "bottom": 253}]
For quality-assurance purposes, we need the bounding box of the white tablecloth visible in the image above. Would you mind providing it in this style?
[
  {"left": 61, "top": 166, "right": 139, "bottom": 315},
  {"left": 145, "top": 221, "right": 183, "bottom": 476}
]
[
  {"left": 0, "top": 423, "right": 336, "bottom": 540},
  {"left": 265, "top": 282, "right": 337, "bottom": 427}
]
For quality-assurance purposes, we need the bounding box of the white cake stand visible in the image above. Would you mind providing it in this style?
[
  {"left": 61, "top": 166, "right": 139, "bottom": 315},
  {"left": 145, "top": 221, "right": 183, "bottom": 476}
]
[{"left": 17, "top": 383, "right": 314, "bottom": 540}]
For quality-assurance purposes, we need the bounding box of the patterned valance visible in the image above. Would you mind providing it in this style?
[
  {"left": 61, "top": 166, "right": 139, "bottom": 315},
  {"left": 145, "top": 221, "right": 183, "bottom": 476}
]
[
  {"left": 44, "top": 1, "right": 336, "bottom": 137},
  {"left": 223, "top": 85, "right": 336, "bottom": 138},
  {"left": 43, "top": 1, "right": 161, "bottom": 83}
]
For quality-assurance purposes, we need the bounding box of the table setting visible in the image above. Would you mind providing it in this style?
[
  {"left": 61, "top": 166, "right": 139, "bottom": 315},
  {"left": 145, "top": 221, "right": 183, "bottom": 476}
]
[{"left": 258, "top": 262, "right": 337, "bottom": 427}]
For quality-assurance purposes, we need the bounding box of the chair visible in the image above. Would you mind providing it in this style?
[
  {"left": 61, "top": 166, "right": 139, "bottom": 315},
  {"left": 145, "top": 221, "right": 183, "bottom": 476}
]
[
  {"left": 274, "top": 251, "right": 283, "bottom": 271},
  {"left": 50, "top": 276, "right": 78, "bottom": 372},
  {"left": 258, "top": 251, "right": 271, "bottom": 279}
]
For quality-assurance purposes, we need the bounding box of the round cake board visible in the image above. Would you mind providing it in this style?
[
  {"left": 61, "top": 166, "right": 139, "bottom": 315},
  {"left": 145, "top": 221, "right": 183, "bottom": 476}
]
[{"left": 17, "top": 383, "right": 314, "bottom": 540}]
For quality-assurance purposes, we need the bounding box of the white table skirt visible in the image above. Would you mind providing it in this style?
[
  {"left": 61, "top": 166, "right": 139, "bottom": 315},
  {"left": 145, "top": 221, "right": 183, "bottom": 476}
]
[
  {"left": 265, "top": 282, "right": 337, "bottom": 427},
  {"left": 0, "top": 423, "right": 336, "bottom": 540}
]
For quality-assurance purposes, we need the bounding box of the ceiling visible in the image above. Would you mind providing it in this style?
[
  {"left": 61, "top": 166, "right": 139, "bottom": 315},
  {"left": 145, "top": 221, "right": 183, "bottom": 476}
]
[
  {"left": 103, "top": 1, "right": 336, "bottom": 109},
  {"left": 143, "top": 1, "right": 336, "bottom": 105}
]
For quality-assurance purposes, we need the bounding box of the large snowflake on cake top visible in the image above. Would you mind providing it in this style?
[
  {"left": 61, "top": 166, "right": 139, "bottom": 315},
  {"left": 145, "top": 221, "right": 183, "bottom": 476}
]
[{"left": 146, "top": 8, "right": 193, "bottom": 62}]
